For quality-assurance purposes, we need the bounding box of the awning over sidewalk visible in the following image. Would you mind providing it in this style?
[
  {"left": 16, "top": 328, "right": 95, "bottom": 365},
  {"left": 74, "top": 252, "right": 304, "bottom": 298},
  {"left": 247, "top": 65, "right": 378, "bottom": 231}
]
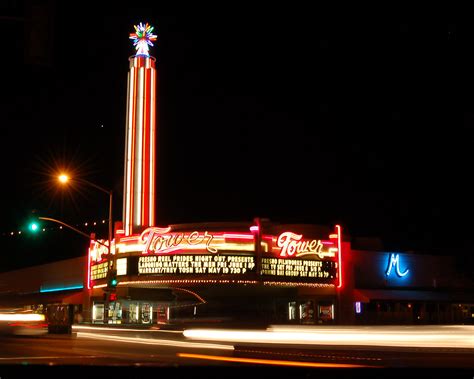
[{"left": 354, "top": 289, "right": 474, "bottom": 303}]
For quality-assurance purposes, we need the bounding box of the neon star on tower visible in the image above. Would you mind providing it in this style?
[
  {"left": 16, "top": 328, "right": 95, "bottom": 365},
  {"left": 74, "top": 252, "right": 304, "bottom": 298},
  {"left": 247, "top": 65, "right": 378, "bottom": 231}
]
[
  {"left": 123, "top": 23, "right": 158, "bottom": 235},
  {"left": 129, "top": 22, "right": 158, "bottom": 56}
]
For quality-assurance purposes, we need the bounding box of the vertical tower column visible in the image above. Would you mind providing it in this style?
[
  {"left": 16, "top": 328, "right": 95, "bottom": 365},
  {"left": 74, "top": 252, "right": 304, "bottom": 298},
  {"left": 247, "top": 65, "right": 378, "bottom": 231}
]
[{"left": 123, "top": 55, "right": 156, "bottom": 236}]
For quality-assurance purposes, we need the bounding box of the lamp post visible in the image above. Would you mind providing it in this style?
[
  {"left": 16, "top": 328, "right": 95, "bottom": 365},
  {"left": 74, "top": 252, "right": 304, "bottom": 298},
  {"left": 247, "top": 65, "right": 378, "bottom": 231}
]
[
  {"left": 58, "top": 174, "right": 115, "bottom": 324},
  {"left": 58, "top": 174, "right": 113, "bottom": 255}
]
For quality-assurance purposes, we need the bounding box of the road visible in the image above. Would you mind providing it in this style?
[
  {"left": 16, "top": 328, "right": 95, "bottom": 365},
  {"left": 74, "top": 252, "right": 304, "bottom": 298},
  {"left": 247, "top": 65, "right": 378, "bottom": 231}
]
[{"left": 0, "top": 325, "right": 472, "bottom": 377}]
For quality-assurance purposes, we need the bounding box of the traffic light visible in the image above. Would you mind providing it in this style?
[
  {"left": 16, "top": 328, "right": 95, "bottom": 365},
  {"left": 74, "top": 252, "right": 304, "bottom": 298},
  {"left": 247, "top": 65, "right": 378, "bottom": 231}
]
[
  {"left": 108, "top": 269, "right": 118, "bottom": 289},
  {"left": 27, "top": 219, "right": 42, "bottom": 234},
  {"left": 109, "top": 292, "right": 117, "bottom": 302},
  {"left": 29, "top": 222, "right": 39, "bottom": 232},
  {"left": 26, "top": 210, "right": 41, "bottom": 233}
]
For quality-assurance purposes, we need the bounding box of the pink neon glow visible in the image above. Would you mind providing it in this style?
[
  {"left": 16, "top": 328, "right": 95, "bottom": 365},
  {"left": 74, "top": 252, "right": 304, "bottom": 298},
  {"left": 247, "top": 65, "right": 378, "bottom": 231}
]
[
  {"left": 276, "top": 232, "right": 324, "bottom": 258},
  {"left": 223, "top": 233, "right": 254, "bottom": 240},
  {"left": 141, "top": 67, "right": 148, "bottom": 227},
  {"left": 336, "top": 224, "right": 342, "bottom": 289},
  {"left": 120, "top": 235, "right": 140, "bottom": 242},
  {"left": 135, "top": 66, "right": 143, "bottom": 227},
  {"left": 146, "top": 246, "right": 183, "bottom": 254},
  {"left": 140, "top": 227, "right": 216, "bottom": 254},
  {"left": 87, "top": 247, "right": 91, "bottom": 289},
  {"left": 149, "top": 67, "right": 156, "bottom": 226},
  {"left": 124, "top": 65, "right": 135, "bottom": 235},
  {"left": 321, "top": 241, "right": 334, "bottom": 245}
]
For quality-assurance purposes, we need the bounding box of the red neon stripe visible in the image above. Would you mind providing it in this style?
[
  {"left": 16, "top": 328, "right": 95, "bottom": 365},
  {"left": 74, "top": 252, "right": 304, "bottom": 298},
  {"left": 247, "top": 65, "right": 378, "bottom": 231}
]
[
  {"left": 127, "top": 70, "right": 133, "bottom": 235},
  {"left": 336, "top": 224, "right": 343, "bottom": 288},
  {"left": 119, "top": 235, "right": 140, "bottom": 242},
  {"left": 148, "top": 64, "right": 154, "bottom": 226},
  {"left": 125, "top": 65, "right": 133, "bottom": 236},
  {"left": 223, "top": 233, "right": 254, "bottom": 240},
  {"left": 140, "top": 67, "right": 148, "bottom": 225},
  {"left": 129, "top": 64, "right": 138, "bottom": 235},
  {"left": 87, "top": 247, "right": 91, "bottom": 289},
  {"left": 149, "top": 62, "right": 154, "bottom": 226},
  {"left": 150, "top": 66, "right": 156, "bottom": 226},
  {"left": 122, "top": 71, "right": 129, "bottom": 236},
  {"left": 146, "top": 66, "right": 151, "bottom": 226},
  {"left": 144, "top": 63, "right": 152, "bottom": 226}
]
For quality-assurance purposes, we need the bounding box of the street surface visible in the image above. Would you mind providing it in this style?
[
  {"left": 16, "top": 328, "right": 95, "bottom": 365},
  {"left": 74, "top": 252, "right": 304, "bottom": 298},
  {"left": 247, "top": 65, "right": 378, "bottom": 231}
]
[{"left": 0, "top": 324, "right": 472, "bottom": 377}]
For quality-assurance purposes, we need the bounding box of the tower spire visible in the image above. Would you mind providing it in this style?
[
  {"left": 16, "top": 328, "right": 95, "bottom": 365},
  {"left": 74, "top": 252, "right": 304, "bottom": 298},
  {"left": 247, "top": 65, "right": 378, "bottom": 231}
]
[{"left": 123, "top": 23, "right": 158, "bottom": 236}]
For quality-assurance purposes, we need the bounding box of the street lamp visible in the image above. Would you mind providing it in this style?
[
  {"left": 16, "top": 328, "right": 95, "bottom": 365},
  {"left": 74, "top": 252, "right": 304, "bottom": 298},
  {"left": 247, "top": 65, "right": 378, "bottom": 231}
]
[
  {"left": 57, "top": 174, "right": 116, "bottom": 323},
  {"left": 57, "top": 174, "right": 113, "bottom": 254}
]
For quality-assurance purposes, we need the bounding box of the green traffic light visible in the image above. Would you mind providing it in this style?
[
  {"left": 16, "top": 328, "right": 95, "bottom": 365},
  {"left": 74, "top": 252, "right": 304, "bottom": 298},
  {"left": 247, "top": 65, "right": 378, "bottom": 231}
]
[
  {"left": 111, "top": 279, "right": 117, "bottom": 286},
  {"left": 29, "top": 222, "right": 39, "bottom": 232}
]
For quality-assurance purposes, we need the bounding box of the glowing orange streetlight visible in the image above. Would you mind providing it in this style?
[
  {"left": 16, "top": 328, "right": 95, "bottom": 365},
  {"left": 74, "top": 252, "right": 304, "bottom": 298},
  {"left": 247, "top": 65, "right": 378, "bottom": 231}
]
[{"left": 58, "top": 174, "right": 69, "bottom": 184}]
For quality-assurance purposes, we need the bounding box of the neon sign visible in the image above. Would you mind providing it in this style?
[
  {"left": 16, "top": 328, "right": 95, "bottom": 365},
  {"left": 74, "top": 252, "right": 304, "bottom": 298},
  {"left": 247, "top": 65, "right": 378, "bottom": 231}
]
[
  {"left": 89, "top": 225, "right": 343, "bottom": 287},
  {"left": 355, "top": 302, "right": 361, "bottom": 314},
  {"left": 260, "top": 257, "right": 336, "bottom": 279},
  {"left": 385, "top": 253, "right": 409, "bottom": 277},
  {"left": 129, "top": 22, "right": 157, "bottom": 57},
  {"left": 90, "top": 261, "right": 108, "bottom": 281},
  {"left": 138, "top": 255, "right": 256, "bottom": 275},
  {"left": 89, "top": 240, "right": 113, "bottom": 263},
  {"left": 140, "top": 227, "right": 217, "bottom": 254},
  {"left": 276, "top": 232, "right": 336, "bottom": 258}
]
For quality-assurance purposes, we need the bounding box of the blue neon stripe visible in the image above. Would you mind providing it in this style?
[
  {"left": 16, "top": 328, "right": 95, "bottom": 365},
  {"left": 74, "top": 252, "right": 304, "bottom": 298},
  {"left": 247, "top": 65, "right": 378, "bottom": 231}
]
[{"left": 40, "top": 285, "right": 83, "bottom": 293}]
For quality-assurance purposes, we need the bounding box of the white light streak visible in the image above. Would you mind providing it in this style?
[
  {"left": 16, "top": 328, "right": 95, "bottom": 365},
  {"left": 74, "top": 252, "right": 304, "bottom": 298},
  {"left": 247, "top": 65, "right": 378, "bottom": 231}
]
[
  {"left": 0, "top": 313, "right": 45, "bottom": 321},
  {"left": 183, "top": 325, "right": 474, "bottom": 349},
  {"left": 77, "top": 332, "right": 234, "bottom": 350},
  {"left": 73, "top": 325, "right": 181, "bottom": 333}
]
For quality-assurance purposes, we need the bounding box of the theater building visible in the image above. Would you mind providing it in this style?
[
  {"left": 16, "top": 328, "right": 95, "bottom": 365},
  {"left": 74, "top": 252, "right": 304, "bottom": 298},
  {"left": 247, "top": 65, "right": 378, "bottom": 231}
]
[
  {"left": 86, "top": 221, "right": 345, "bottom": 326},
  {"left": 1, "top": 23, "right": 472, "bottom": 326},
  {"left": 1, "top": 223, "right": 472, "bottom": 326}
]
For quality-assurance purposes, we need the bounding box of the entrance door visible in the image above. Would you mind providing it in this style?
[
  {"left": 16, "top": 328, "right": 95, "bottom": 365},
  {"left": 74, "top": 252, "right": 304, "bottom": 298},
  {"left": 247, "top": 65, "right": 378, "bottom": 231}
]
[{"left": 299, "top": 300, "right": 316, "bottom": 324}]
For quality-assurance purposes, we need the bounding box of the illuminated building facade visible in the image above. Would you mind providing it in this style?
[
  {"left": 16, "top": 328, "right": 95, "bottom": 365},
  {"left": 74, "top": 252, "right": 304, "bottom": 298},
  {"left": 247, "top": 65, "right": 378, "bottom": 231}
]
[
  {"left": 0, "top": 236, "right": 472, "bottom": 326},
  {"left": 86, "top": 221, "right": 345, "bottom": 325},
  {"left": 76, "top": 22, "right": 474, "bottom": 326},
  {"left": 86, "top": 24, "right": 349, "bottom": 324},
  {"left": 0, "top": 23, "right": 472, "bottom": 327}
]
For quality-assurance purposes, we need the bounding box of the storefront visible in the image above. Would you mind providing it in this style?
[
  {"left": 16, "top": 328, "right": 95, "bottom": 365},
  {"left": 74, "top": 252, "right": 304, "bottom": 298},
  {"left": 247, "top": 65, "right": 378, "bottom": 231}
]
[
  {"left": 339, "top": 248, "right": 474, "bottom": 325},
  {"left": 87, "top": 221, "right": 345, "bottom": 325}
]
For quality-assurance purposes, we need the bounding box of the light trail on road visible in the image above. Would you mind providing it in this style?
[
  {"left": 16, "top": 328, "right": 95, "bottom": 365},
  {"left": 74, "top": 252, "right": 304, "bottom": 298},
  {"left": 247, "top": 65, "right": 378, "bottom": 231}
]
[
  {"left": 177, "top": 353, "right": 373, "bottom": 368},
  {"left": 73, "top": 325, "right": 182, "bottom": 333},
  {"left": 77, "top": 331, "right": 234, "bottom": 350},
  {"left": 183, "top": 325, "right": 474, "bottom": 349}
]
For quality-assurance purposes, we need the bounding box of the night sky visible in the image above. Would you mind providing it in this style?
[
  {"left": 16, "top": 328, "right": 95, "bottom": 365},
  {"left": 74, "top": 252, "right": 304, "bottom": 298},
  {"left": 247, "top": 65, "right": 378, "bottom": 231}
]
[{"left": 0, "top": 4, "right": 471, "bottom": 271}]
